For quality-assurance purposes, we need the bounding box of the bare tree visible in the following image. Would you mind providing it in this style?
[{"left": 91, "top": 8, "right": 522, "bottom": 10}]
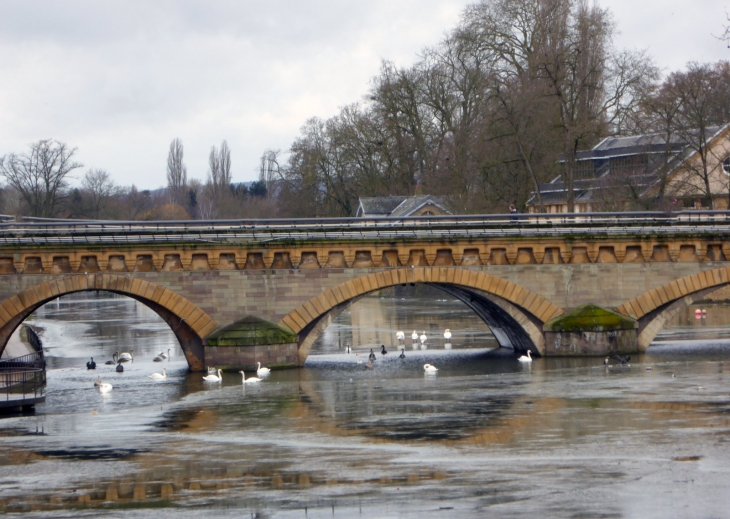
[
  {"left": 219, "top": 140, "right": 232, "bottom": 187},
  {"left": 166, "top": 138, "right": 187, "bottom": 204},
  {"left": 82, "top": 169, "right": 119, "bottom": 219},
  {"left": 0, "top": 139, "right": 82, "bottom": 217},
  {"left": 259, "top": 149, "right": 280, "bottom": 198}
]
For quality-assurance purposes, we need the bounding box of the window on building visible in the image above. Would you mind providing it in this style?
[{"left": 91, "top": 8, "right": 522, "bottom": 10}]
[{"left": 723, "top": 157, "right": 730, "bottom": 174}]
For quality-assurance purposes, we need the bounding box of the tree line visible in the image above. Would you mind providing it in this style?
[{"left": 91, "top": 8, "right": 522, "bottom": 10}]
[
  {"left": 0, "top": 137, "right": 275, "bottom": 220},
  {"left": 274, "top": 0, "right": 730, "bottom": 216},
  {"left": 2, "top": 0, "right": 729, "bottom": 220}
]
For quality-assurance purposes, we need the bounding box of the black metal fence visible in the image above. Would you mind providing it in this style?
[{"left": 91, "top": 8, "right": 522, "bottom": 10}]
[
  {"left": 0, "top": 366, "right": 45, "bottom": 404},
  {"left": 0, "top": 350, "right": 45, "bottom": 370}
]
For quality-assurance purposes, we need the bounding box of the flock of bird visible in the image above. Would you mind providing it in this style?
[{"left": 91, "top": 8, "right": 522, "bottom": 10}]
[
  {"left": 86, "top": 348, "right": 172, "bottom": 393},
  {"left": 203, "top": 362, "right": 271, "bottom": 385}
]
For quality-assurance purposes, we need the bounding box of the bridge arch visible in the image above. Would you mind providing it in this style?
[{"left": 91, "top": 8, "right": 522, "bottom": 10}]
[
  {"left": 0, "top": 274, "right": 218, "bottom": 370},
  {"left": 615, "top": 267, "right": 730, "bottom": 350},
  {"left": 279, "top": 267, "right": 564, "bottom": 362}
]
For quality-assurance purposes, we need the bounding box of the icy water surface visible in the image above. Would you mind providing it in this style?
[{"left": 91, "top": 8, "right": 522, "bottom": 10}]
[{"left": 0, "top": 291, "right": 730, "bottom": 518}]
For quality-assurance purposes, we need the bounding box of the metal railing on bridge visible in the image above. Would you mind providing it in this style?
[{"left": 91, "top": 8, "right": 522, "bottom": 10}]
[
  {"left": 0, "top": 350, "right": 46, "bottom": 410},
  {"left": 1, "top": 211, "right": 730, "bottom": 246}
]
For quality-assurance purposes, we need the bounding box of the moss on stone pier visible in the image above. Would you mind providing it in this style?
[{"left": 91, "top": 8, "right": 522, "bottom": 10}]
[
  {"left": 544, "top": 304, "right": 637, "bottom": 333},
  {"left": 205, "top": 316, "right": 297, "bottom": 346}
]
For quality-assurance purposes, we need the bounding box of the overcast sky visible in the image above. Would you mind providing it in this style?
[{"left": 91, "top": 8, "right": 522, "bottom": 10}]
[{"left": 0, "top": 0, "right": 728, "bottom": 190}]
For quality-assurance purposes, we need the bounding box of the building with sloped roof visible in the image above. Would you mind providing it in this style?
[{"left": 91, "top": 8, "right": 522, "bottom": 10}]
[
  {"left": 527, "top": 124, "right": 730, "bottom": 213},
  {"left": 355, "top": 195, "right": 451, "bottom": 217}
]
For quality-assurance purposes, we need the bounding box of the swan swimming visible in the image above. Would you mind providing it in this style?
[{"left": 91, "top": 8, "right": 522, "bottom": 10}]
[
  {"left": 99, "top": 382, "right": 113, "bottom": 393},
  {"left": 203, "top": 368, "right": 222, "bottom": 382},
  {"left": 381, "top": 345, "right": 388, "bottom": 355},
  {"left": 423, "top": 363, "right": 438, "bottom": 373},
  {"left": 256, "top": 362, "right": 271, "bottom": 375},
  {"left": 240, "top": 371, "right": 262, "bottom": 384},
  {"left": 117, "top": 351, "right": 133, "bottom": 362},
  {"left": 153, "top": 354, "right": 164, "bottom": 362},
  {"left": 149, "top": 368, "right": 167, "bottom": 380},
  {"left": 518, "top": 351, "right": 533, "bottom": 362},
  {"left": 86, "top": 357, "right": 96, "bottom": 370},
  {"left": 105, "top": 353, "right": 118, "bottom": 365},
  {"left": 399, "top": 348, "right": 405, "bottom": 359},
  {"left": 443, "top": 329, "right": 452, "bottom": 341},
  {"left": 159, "top": 349, "right": 170, "bottom": 359},
  {"left": 116, "top": 363, "right": 124, "bottom": 373}
]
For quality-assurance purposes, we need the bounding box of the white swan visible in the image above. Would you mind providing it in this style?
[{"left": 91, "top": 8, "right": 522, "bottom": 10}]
[
  {"left": 240, "top": 371, "right": 262, "bottom": 384},
  {"left": 518, "top": 351, "right": 533, "bottom": 362},
  {"left": 203, "top": 368, "right": 222, "bottom": 382},
  {"left": 411, "top": 330, "right": 418, "bottom": 341},
  {"left": 117, "top": 351, "right": 133, "bottom": 362},
  {"left": 420, "top": 331, "right": 428, "bottom": 344},
  {"left": 396, "top": 331, "right": 405, "bottom": 341},
  {"left": 423, "top": 363, "right": 438, "bottom": 373},
  {"left": 149, "top": 368, "right": 167, "bottom": 380},
  {"left": 256, "top": 362, "right": 271, "bottom": 375},
  {"left": 443, "top": 329, "right": 452, "bottom": 341},
  {"left": 99, "top": 382, "right": 113, "bottom": 393}
]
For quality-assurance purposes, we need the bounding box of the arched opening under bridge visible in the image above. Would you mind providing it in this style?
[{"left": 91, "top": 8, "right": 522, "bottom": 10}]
[
  {"left": 0, "top": 274, "right": 218, "bottom": 371},
  {"left": 280, "top": 268, "right": 563, "bottom": 363}
]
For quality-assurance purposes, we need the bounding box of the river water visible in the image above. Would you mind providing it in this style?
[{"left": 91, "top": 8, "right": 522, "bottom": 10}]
[{"left": 1, "top": 288, "right": 730, "bottom": 518}]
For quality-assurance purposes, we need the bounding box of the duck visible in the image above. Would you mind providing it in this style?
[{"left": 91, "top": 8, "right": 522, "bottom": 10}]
[
  {"left": 105, "top": 353, "right": 118, "bottom": 365},
  {"left": 86, "top": 357, "right": 96, "bottom": 370},
  {"left": 399, "top": 348, "right": 405, "bottom": 359},
  {"left": 240, "top": 371, "right": 262, "bottom": 384},
  {"left": 99, "top": 382, "right": 113, "bottom": 393},
  {"left": 443, "top": 329, "right": 452, "bottom": 341},
  {"left": 256, "top": 362, "right": 271, "bottom": 375},
  {"left": 369, "top": 349, "right": 376, "bottom": 362},
  {"left": 419, "top": 332, "right": 428, "bottom": 344},
  {"left": 203, "top": 369, "right": 222, "bottom": 382},
  {"left": 423, "top": 363, "right": 438, "bottom": 373},
  {"left": 116, "top": 363, "right": 124, "bottom": 373},
  {"left": 117, "top": 351, "right": 133, "bottom": 362},
  {"left": 518, "top": 351, "right": 533, "bottom": 362},
  {"left": 381, "top": 345, "right": 388, "bottom": 355},
  {"left": 396, "top": 331, "right": 405, "bottom": 342},
  {"left": 411, "top": 330, "right": 418, "bottom": 342},
  {"left": 94, "top": 376, "right": 102, "bottom": 388},
  {"left": 149, "top": 368, "right": 167, "bottom": 380}
]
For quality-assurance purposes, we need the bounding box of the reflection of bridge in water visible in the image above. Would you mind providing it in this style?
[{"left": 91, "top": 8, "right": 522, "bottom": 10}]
[{"left": 2, "top": 212, "right": 730, "bottom": 370}]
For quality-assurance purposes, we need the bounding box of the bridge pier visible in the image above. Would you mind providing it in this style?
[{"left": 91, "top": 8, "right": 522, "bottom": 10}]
[{"left": 543, "top": 304, "right": 638, "bottom": 356}]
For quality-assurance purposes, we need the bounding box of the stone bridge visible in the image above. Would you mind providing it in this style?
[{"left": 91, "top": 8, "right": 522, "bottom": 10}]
[{"left": 0, "top": 212, "right": 728, "bottom": 370}]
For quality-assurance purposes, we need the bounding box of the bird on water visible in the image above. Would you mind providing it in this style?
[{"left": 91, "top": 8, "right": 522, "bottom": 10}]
[
  {"left": 86, "top": 357, "right": 96, "bottom": 370},
  {"left": 399, "top": 348, "right": 405, "bottom": 359},
  {"left": 369, "top": 349, "right": 376, "bottom": 362},
  {"left": 381, "top": 345, "right": 388, "bottom": 355},
  {"left": 423, "top": 364, "right": 438, "bottom": 373},
  {"left": 517, "top": 351, "right": 533, "bottom": 362}
]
